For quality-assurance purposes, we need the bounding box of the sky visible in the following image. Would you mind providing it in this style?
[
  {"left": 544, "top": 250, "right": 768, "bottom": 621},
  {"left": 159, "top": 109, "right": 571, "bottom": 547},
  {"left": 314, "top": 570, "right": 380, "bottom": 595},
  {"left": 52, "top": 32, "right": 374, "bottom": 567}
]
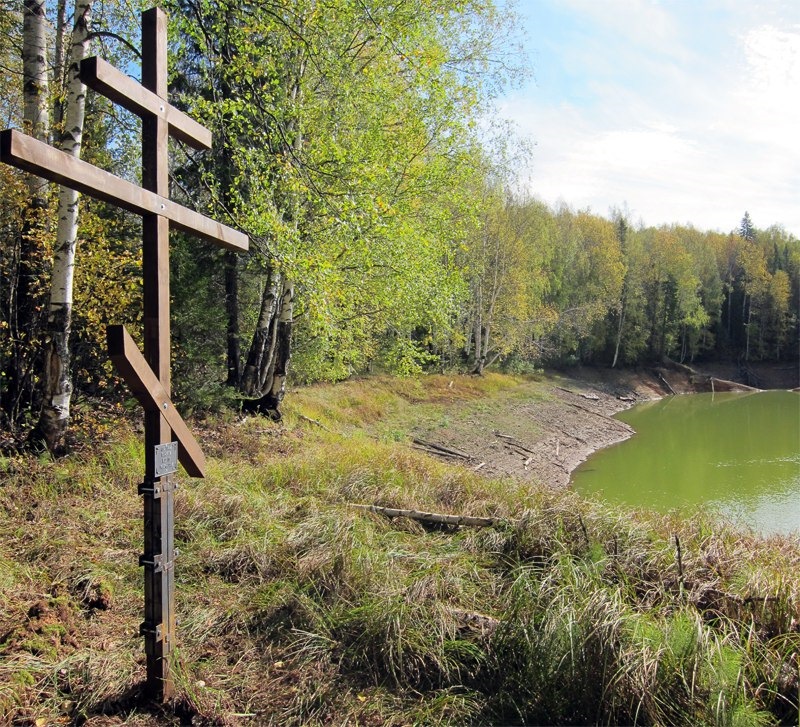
[{"left": 498, "top": 0, "right": 800, "bottom": 236}]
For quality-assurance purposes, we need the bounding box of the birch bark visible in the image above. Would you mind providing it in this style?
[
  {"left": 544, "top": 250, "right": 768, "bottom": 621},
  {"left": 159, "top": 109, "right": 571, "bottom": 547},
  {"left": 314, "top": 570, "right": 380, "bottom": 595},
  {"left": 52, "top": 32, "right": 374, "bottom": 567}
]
[
  {"left": 3, "top": 0, "right": 50, "bottom": 423},
  {"left": 34, "top": 0, "right": 92, "bottom": 451}
]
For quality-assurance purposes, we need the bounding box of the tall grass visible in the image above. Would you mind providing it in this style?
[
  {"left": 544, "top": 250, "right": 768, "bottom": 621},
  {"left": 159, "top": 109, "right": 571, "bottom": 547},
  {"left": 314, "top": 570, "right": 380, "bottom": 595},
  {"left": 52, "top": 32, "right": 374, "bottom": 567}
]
[{"left": 0, "top": 374, "right": 798, "bottom": 725}]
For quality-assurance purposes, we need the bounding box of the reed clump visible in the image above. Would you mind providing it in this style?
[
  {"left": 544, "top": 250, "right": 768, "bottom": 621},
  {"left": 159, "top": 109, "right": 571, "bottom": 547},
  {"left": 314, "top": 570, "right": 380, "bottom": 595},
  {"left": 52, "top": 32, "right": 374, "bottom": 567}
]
[{"left": 0, "top": 374, "right": 797, "bottom": 725}]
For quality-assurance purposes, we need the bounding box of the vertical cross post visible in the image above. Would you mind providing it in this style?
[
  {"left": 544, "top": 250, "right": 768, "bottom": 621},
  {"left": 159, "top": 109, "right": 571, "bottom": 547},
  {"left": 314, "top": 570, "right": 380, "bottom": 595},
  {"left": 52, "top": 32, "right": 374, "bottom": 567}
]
[
  {"left": 0, "top": 5, "right": 247, "bottom": 704},
  {"left": 140, "top": 7, "right": 174, "bottom": 700}
]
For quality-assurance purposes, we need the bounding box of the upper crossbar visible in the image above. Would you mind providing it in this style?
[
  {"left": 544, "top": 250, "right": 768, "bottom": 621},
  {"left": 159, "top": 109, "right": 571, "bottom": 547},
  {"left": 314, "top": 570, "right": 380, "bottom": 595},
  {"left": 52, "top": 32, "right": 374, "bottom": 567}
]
[{"left": 80, "top": 57, "right": 212, "bottom": 150}]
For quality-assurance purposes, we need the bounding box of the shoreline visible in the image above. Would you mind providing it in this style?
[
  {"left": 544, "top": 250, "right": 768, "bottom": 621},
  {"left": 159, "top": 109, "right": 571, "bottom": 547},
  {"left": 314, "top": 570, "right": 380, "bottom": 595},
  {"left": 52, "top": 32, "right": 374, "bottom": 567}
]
[
  {"left": 527, "top": 369, "right": 665, "bottom": 489},
  {"left": 410, "top": 361, "right": 797, "bottom": 489},
  {"left": 410, "top": 367, "right": 669, "bottom": 489}
]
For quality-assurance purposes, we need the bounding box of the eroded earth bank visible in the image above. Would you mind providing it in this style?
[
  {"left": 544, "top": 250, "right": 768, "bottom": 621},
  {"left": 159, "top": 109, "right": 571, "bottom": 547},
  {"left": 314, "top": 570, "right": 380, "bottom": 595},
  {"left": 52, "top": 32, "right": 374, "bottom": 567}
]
[{"left": 408, "top": 362, "right": 795, "bottom": 488}]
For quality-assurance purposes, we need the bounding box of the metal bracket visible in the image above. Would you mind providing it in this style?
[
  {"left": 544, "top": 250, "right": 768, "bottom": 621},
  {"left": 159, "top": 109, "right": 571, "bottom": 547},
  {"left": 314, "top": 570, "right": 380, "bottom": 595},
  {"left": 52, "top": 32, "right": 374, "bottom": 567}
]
[
  {"left": 139, "top": 553, "right": 174, "bottom": 573},
  {"left": 139, "top": 622, "right": 163, "bottom": 640},
  {"left": 139, "top": 553, "right": 163, "bottom": 572},
  {"left": 138, "top": 478, "right": 178, "bottom": 498}
]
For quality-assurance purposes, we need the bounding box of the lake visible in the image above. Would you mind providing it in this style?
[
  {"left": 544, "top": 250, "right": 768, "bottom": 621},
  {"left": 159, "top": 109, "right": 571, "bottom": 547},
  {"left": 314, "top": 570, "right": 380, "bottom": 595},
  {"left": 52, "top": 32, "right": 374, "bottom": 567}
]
[{"left": 571, "top": 390, "right": 800, "bottom": 536}]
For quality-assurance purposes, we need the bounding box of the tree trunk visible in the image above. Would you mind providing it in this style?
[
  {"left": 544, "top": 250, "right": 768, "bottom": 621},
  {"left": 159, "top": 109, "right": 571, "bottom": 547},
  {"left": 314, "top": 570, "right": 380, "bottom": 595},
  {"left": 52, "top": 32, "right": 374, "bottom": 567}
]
[
  {"left": 472, "top": 311, "right": 484, "bottom": 374},
  {"left": 224, "top": 250, "right": 241, "bottom": 387},
  {"left": 260, "top": 280, "right": 293, "bottom": 416},
  {"left": 482, "top": 315, "right": 494, "bottom": 362},
  {"left": 241, "top": 266, "right": 281, "bottom": 397},
  {"left": 22, "top": 0, "right": 49, "bottom": 147},
  {"left": 726, "top": 281, "right": 732, "bottom": 340},
  {"left": 647, "top": 292, "right": 659, "bottom": 359},
  {"left": 3, "top": 0, "right": 50, "bottom": 427},
  {"left": 241, "top": 277, "right": 293, "bottom": 420},
  {"left": 659, "top": 286, "right": 669, "bottom": 359},
  {"left": 611, "top": 303, "right": 625, "bottom": 368},
  {"left": 744, "top": 295, "right": 752, "bottom": 362},
  {"left": 32, "top": 0, "right": 92, "bottom": 453}
]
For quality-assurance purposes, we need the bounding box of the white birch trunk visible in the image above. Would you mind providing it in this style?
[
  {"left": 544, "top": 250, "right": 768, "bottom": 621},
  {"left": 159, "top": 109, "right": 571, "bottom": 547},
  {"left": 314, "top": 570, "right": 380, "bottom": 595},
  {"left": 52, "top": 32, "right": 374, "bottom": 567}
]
[
  {"left": 241, "top": 267, "right": 281, "bottom": 397},
  {"left": 35, "top": 0, "right": 92, "bottom": 451},
  {"left": 6, "top": 0, "right": 49, "bottom": 422},
  {"left": 22, "top": 0, "right": 49, "bottom": 150},
  {"left": 611, "top": 299, "right": 625, "bottom": 368},
  {"left": 265, "top": 280, "right": 294, "bottom": 412}
]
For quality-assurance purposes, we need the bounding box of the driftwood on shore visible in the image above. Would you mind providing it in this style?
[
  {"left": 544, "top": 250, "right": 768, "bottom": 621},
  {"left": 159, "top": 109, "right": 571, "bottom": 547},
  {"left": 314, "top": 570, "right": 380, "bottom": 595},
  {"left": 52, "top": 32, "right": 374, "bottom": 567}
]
[
  {"left": 656, "top": 371, "right": 677, "bottom": 395},
  {"left": 411, "top": 438, "right": 471, "bottom": 460},
  {"left": 661, "top": 359, "right": 763, "bottom": 393},
  {"left": 707, "top": 376, "right": 761, "bottom": 393},
  {"left": 555, "top": 386, "right": 600, "bottom": 400}
]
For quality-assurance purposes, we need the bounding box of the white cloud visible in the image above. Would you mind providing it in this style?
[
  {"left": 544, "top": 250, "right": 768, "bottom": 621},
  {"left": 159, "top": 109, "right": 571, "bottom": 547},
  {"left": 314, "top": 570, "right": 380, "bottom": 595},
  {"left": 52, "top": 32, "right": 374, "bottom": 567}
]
[
  {"left": 735, "top": 25, "right": 800, "bottom": 139},
  {"left": 501, "top": 2, "right": 800, "bottom": 235}
]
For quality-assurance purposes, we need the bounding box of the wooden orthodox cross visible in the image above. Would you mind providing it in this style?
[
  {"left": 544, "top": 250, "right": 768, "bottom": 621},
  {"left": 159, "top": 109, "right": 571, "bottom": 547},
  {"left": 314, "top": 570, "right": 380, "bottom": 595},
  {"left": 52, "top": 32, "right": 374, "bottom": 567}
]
[{"left": 0, "top": 7, "right": 248, "bottom": 701}]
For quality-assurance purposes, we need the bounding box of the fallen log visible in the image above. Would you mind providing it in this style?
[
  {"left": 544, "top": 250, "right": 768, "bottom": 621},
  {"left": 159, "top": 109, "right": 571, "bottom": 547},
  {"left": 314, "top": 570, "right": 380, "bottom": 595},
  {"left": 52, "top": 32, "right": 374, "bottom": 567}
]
[
  {"left": 505, "top": 443, "right": 536, "bottom": 459},
  {"left": 655, "top": 371, "right": 677, "bottom": 395},
  {"left": 709, "top": 377, "right": 760, "bottom": 393},
  {"left": 411, "top": 443, "right": 467, "bottom": 459},
  {"left": 351, "top": 503, "right": 497, "bottom": 528},
  {"left": 411, "top": 438, "right": 471, "bottom": 459},
  {"left": 297, "top": 413, "right": 332, "bottom": 432},
  {"left": 494, "top": 432, "right": 537, "bottom": 454},
  {"left": 554, "top": 385, "right": 600, "bottom": 400},
  {"left": 560, "top": 399, "right": 630, "bottom": 427}
]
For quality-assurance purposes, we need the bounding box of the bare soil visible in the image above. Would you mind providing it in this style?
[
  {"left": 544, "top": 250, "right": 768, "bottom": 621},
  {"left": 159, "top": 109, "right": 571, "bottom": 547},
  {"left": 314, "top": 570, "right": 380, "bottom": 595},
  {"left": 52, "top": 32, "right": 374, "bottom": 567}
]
[{"left": 409, "top": 362, "right": 795, "bottom": 489}]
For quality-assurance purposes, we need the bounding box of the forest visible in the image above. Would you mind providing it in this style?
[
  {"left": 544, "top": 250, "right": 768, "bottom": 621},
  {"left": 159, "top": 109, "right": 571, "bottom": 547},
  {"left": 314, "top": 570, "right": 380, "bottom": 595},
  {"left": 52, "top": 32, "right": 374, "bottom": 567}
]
[{"left": 2, "top": 0, "right": 798, "bottom": 454}]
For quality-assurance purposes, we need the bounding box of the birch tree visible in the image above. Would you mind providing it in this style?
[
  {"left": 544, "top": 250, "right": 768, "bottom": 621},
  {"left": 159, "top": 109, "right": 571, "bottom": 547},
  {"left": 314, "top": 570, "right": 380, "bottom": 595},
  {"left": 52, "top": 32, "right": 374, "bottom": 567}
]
[
  {"left": 466, "top": 191, "right": 554, "bottom": 374},
  {"left": 31, "top": 0, "right": 93, "bottom": 451},
  {"left": 2, "top": 0, "right": 50, "bottom": 426}
]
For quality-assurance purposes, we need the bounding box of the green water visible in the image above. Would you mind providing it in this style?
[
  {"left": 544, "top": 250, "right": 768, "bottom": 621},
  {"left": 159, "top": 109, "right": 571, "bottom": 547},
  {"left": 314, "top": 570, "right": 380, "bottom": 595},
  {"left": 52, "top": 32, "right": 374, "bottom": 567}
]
[{"left": 572, "top": 390, "right": 800, "bottom": 535}]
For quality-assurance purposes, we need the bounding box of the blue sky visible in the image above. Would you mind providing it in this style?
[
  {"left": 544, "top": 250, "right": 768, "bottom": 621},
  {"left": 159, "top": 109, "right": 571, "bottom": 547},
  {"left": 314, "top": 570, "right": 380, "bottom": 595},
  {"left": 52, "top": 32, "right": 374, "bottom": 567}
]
[{"left": 498, "top": 0, "right": 800, "bottom": 236}]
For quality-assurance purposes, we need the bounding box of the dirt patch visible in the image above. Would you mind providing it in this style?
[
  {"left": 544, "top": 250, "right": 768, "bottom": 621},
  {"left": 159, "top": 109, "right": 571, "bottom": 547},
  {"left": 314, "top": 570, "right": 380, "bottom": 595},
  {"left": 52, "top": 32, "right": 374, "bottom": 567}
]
[{"left": 409, "top": 367, "right": 669, "bottom": 489}]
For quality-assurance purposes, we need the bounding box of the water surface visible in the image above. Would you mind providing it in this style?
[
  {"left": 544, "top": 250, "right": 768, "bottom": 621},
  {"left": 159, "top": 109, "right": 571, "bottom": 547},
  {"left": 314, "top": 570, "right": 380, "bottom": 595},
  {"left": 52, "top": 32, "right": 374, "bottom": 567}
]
[{"left": 572, "top": 390, "right": 800, "bottom": 535}]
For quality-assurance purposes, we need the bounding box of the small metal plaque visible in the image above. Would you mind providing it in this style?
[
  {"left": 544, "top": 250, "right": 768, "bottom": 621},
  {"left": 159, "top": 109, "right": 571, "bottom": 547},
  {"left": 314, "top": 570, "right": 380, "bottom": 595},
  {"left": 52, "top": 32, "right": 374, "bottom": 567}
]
[{"left": 154, "top": 442, "right": 178, "bottom": 477}]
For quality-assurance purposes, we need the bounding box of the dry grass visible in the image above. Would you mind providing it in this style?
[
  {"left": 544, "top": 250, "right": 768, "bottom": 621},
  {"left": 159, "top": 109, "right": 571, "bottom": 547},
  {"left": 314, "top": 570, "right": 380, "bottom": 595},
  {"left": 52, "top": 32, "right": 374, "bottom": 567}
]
[{"left": 0, "top": 373, "right": 798, "bottom": 725}]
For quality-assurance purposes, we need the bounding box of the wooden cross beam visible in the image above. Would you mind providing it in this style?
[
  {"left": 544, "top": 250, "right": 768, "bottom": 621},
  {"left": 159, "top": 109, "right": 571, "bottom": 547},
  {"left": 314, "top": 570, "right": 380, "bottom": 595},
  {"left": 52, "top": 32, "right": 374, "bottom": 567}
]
[
  {"left": 107, "top": 325, "right": 205, "bottom": 478},
  {"left": 0, "top": 7, "right": 248, "bottom": 701},
  {"left": 0, "top": 131, "right": 246, "bottom": 250}
]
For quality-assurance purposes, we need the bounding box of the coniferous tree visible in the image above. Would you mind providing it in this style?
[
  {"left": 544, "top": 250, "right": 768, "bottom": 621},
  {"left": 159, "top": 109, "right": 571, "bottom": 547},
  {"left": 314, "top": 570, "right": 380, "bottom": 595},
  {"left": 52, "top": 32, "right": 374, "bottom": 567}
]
[{"left": 739, "top": 211, "right": 755, "bottom": 242}]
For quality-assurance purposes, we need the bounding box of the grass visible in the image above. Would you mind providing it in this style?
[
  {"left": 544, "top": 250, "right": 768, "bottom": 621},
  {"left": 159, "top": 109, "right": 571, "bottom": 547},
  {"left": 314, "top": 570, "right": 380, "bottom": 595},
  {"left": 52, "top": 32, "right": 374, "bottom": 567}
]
[{"left": 0, "top": 372, "right": 798, "bottom": 725}]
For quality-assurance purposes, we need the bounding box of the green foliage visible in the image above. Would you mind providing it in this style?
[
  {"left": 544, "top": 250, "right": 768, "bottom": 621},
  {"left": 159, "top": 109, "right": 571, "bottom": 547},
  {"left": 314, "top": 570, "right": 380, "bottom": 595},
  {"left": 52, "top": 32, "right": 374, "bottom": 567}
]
[
  {"left": 1, "top": 0, "right": 798, "bottom": 430},
  {"left": 166, "top": 0, "right": 521, "bottom": 392}
]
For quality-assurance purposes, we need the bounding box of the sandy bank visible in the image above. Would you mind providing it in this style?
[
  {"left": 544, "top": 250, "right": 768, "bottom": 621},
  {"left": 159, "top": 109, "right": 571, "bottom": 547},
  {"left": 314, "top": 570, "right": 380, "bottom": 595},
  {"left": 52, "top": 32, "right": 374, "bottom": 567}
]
[{"left": 409, "top": 367, "right": 667, "bottom": 488}]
